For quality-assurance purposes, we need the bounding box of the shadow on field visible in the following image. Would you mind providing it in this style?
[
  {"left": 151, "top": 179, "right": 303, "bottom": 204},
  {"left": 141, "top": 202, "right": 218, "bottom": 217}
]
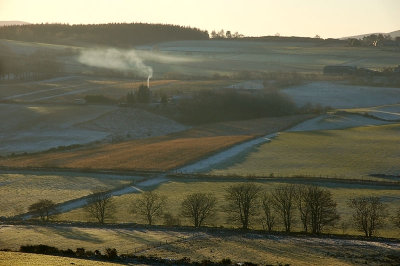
[
  {"left": 302, "top": 130, "right": 336, "bottom": 136},
  {"left": 112, "top": 229, "right": 160, "bottom": 245},
  {"left": 32, "top": 226, "right": 103, "bottom": 244}
]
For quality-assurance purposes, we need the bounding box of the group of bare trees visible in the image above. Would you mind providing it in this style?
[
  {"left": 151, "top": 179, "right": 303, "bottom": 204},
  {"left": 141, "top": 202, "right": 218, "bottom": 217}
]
[
  {"left": 27, "top": 183, "right": 399, "bottom": 238},
  {"left": 347, "top": 34, "right": 399, "bottom": 47},
  {"left": 125, "top": 184, "right": 339, "bottom": 234},
  {"left": 210, "top": 29, "right": 244, "bottom": 39},
  {"left": 223, "top": 184, "right": 339, "bottom": 234}
]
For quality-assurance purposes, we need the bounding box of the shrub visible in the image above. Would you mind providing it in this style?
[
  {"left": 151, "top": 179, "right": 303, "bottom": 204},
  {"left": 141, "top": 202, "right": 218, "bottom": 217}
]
[
  {"left": 75, "top": 247, "right": 85, "bottom": 257},
  {"left": 85, "top": 250, "right": 94, "bottom": 257},
  {"left": 62, "top": 249, "right": 75, "bottom": 257},
  {"left": 177, "top": 256, "right": 191, "bottom": 264},
  {"left": 200, "top": 259, "right": 214, "bottom": 265},
  {"left": 220, "top": 258, "right": 232, "bottom": 264},
  {"left": 20, "top": 244, "right": 60, "bottom": 255},
  {"left": 105, "top": 248, "right": 118, "bottom": 260}
]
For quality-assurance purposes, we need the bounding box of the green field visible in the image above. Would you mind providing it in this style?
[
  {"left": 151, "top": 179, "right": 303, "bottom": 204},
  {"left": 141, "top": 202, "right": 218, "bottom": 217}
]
[
  {"left": 211, "top": 123, "right": 400, "bottom": 180},
  {"left": 55, "top": 180, "right": 400, "bottom": 238}
]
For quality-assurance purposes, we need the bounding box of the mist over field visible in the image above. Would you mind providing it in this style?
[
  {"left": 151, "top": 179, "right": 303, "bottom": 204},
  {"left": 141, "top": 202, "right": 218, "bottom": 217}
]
[{"left": 78, "top": 48, "right": 154, "bottom": 80}]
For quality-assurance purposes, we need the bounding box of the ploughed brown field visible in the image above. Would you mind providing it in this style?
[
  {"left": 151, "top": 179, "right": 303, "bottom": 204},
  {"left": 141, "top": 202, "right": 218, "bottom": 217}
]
[{"left": 0, "top": 115, "right": 311, "bottom": 171}]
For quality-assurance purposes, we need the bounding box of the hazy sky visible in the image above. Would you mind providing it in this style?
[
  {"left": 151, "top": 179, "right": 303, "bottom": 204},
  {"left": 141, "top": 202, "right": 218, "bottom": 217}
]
[{"left": 1, "top": 0, "right": 399, "bottom": 38}]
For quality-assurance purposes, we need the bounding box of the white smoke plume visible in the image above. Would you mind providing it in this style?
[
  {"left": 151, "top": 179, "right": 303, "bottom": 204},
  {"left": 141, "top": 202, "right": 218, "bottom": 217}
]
[{"left": 78, "top": 48, "right": 153, "bottom": 86}]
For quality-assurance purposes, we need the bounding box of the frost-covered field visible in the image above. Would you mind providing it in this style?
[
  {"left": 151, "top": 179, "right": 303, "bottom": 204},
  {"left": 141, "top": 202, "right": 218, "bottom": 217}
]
[
  {"left": 282, "top": 82, "right": 400, "bottom": 109},
  {"left": 287, "top": 113, "right": 391, "bottom": 132},
  {"left": 0, "top": 225, "right": 399, "bottom": 265},
  {"left": 0, "top": 103, "right": 186, "bottom": 155},
  {"left": 342, "top": 104, "right": 400, "bottom": 121},
  {"left": 4, "top": 38, "right": 400, "bottom": 78},
  {"left": 139, "top": 39, "right": 400, "bottom": 74}
]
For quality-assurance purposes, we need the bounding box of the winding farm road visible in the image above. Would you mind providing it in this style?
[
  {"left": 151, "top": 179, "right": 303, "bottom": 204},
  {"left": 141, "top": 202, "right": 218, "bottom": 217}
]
[
  {"left": 18, "top": 176, "right": 168, "bottom": 220},
  {"left": 177, "top": 133, "right": 278, "bottom": 173}
]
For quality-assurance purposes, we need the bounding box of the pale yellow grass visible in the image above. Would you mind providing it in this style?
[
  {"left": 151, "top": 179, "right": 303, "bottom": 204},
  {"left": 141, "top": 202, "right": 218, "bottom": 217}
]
[
  {"left": 0, "top": 173, "right": 131, "bottom": 217},
  {"left": 1, "top": 227, "right": 397, "bottom": 266},
  {"left": 212, "top": 123, "right": 400, "bottom": 179},
  {"left": 0, "top": 225, "right": 188, "bottom": 254},
  {"left": 0, "top": 251, "right": 121, "bottom": 266},
  {"left": 140, "top": 234, "right": 355, "bottom": 266}
]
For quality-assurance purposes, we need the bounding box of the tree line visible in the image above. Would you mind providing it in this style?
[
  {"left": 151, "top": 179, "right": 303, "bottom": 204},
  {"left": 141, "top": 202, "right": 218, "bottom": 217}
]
[
  {"left": 177, "top": 89, "right": 298, "bottom": 124},
  {"left": 347, "top": 34, "right": 400, "bottom": 47},
  {"left": 0, "top": 23, "right": 209, "bottom": 47},
  {"left": 28, "top": 183, "right": 400, "bottom": 237}
]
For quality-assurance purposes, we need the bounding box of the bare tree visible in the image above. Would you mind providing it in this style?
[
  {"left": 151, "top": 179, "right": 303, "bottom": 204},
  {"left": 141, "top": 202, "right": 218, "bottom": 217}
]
[
  {"left": 181, "top": 193, "right": 217, "bottom": 227},
  {"left": 85, "top": 190, "right": 114, "bottom": 224},
  {"left": 348, "top": 196, "right": 387, "bottom": 237},
  {"left": 28, "top": 199, "right": 56, "bottom": 221},
  {"left": 296, "top": 185, "right": 339, "bottom": 234},
  {"left": 272, "top": 185, "right": 296, "bottom": 232},
  {"left": 296, "top": 185, "right": 311, "bottom": 232},
  {"left": 132, "top": 191, "right": 166, "bottom": 225},
  {"left": 261, "top": 192, "right": 275, "bottom": 232},
  {"left": 393, "top": 207, "right": 400, "bottom": 229},
  {"left": 225, "top": 183, "right": 262, "bottom": 229}
]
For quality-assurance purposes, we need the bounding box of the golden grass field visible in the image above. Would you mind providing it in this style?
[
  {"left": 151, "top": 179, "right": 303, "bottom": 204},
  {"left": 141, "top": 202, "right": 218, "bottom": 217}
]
[
  {"left": 0, "top": 173, "right": 132, "bottom": 217},
  {"left": 55, "top": 180, "right": 400, "bottom": 239},
  {"left": 138, "top": 232, "right": 398, "bottom": 266},
  {"left": 0, "top": 115, "right": 310, "bottom": 171},
  {"left": 0, "top": 225, "right": 398, "bottom": 266},
  {"left": 0, "top": 225, "right": 188, "bottom": 254},
  {"left": 0, "top": 135, "right": 253, "bottom": 171},
  {"left": 0, "top": 251, "right": 123, "bottom": 266},
  {"left": 212, "top": 123, "right": 400, "bottom": 180}
]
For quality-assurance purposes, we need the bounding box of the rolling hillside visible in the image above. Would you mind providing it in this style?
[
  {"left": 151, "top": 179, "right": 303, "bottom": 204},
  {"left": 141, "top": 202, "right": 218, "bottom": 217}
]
[{"left": 342, "top": 29, "right": 400, "bottom": 39}]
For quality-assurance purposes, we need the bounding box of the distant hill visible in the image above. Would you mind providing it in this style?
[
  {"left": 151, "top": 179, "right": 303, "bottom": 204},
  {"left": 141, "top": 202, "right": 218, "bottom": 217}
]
[
  {"left": 0, "top": 21, "right": 30, "bottom": 26},
  {"left": 342, "top": 29, "right": 400, "bottom": 39},
  {"left": 0, "top": 23, "right": 209, "bottom": 47},
  {"left": 388, "top": 30, "right": 400, "bottom": 38}
]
